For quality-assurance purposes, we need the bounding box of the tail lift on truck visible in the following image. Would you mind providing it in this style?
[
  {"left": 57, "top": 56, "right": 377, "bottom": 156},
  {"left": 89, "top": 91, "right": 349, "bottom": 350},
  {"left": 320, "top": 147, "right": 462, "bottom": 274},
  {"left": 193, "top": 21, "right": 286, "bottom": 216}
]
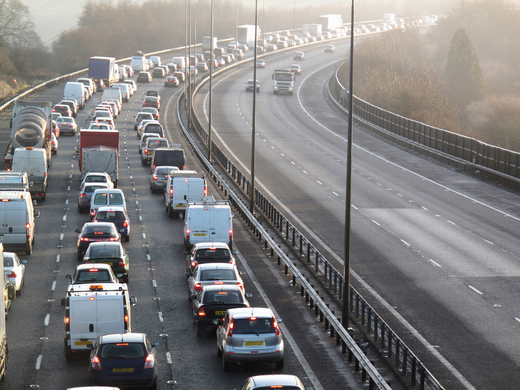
[{"left": 78, "top": 130, "right": 119, "bottom": 187}]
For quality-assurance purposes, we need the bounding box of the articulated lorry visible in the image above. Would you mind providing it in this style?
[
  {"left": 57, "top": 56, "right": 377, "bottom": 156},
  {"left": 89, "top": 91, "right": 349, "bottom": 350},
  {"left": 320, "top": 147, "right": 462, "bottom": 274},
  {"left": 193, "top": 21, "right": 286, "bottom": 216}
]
[
  {"left": 272, "top": 69, "right": 295, "bottom": 95},
  {"left": 237, "top": 24, "right": 261, "bottom": 45},
  {"left": 303, "top": 23, "right": 323, "bottom": 37},
  {"left": 88, "top": 56, "right": 117, "bottom": 88},
  {"left": 202, "top": 36, "right": 217, "bottom": 54},
  {"left": 319, "top": 14, "right": 343, "bottom": 31},
  {"left": 79, "top": 130, "right": 119, "bottom": 187},
  {"left": 5, "top": 101, "right": 52, "bottom": 170}
]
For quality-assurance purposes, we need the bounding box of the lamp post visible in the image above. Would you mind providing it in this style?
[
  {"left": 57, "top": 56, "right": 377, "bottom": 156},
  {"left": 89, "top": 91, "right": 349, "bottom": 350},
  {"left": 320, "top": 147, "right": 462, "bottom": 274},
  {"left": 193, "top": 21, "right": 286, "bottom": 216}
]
[
  {"left": 208, "top": 0, "right": 214, "bottom": 162},
  {"left": 342, "top": 0, "right": 355, "bottom": 329},
  {"left": 250, "top": 0, "right": 259, "bottom": 214}
]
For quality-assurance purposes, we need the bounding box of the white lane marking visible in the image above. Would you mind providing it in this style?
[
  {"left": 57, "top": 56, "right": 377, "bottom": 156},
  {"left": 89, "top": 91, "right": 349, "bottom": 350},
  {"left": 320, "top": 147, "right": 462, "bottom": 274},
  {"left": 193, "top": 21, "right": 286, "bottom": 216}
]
[
  {"left": 429, "top": 259, "right": 442, "bottom": 267},
  {"left": 372, "top": 220, "right": 380, "bottom": 226},
  {"left": 515, "top": 317, "right": 520, "bottom": 323},
  {"left": 56, "top": 254, "right": 60, "bottom": 263},
  {"left": 44, "top": 314, "right": 50, "bottom": 326},
  {"left": 400, "top": 239, "right": 410, "bottom": 247},
  {"left": 484, "top": 239, "right": 494, "bottom": 245},
  {"left": 166, "top": 352, "right": 172, "bottom": 364},
  {"left": 468, "top": 285, "right": 483, "bottom": 295},
  {"left": 147, "top": 254, "right": 151, "bottom": 261},
  {"left": 51, "top": 281, "right": 56, "bottom": 291},
  {"left": 152, "top": 280, "right": 157, "bottom": 288},
  {"left": 65, "top": 199, "right": 68, "bottom": 205},
  {"left": 143, "top": 233, "right": 146, "bottom": 239},
  {"left": 62, "top": 215, "right": 66, "bottom": 221},
  {"left": 35, "top": 355, "right": 42, "bottom": 370},
  {"left": 236, "top": 250, "right": 325, "bottom": 390},
  {"left": 158, "top": 312, "right": 163, "bottom": 322},
  {"left": 59, "top": 233, "right": 64, "bottom": 241}
]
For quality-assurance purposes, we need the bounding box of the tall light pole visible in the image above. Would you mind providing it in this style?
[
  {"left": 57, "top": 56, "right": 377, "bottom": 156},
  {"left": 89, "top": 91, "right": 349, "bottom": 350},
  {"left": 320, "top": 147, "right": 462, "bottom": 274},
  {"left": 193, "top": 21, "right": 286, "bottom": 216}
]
[
  {"left": 188, "top": 0, "right": 192, "bottom": 129},
  {"left": 342, "top": 0, "right": 355, "bottom": 329},
  {"left": 207, "top": 0, "right": 214, "bottom": 162},
  {"left": 184, "top": 0, "right": 188, "bottom": 108},
  {"left": 249, "top": 0, "right": 259, "bottom": 214}
]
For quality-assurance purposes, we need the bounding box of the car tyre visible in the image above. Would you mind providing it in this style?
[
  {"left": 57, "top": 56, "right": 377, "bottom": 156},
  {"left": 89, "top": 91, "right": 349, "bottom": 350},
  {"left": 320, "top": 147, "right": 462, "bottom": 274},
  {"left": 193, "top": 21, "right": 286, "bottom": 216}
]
[
  {"left": 275, "top": 358, "right": 284, "bottom": 370},
  {"left": 77, "top": 253, "right": 83, "bottom": 262},
  {"left": 65, "top": 348, "right": 74, "bottom": 362},
  {"left": 196, "top": 322, "right": 202, "bottom": 336},
  {"left": 149, "top": 379, "right": 158, "bottom": 390},
  {"left": 222, "top": 354, "right": 231, "bottom": 371},
  {"left": 123, "top": 275, "right": 129, "bottom": 284},
  {"left": 217, "top": 344, "right": 222, "bottom": 357}
]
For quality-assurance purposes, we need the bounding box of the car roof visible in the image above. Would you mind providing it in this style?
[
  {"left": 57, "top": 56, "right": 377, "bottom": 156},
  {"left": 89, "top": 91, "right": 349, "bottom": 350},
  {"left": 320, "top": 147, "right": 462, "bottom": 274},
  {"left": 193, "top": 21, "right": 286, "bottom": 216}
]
[
  {"left": 196, "top": 263, "right": 236, "bottom": 271},
  {"left": 99, "top": 332, "right": 147, "bottom": 343},
  {"left": 83, "top": 221, "right": 116, "bottom": 229},
  {"left": 87, "top": 241, "right": 122, "bottom": 249},
  {"left": 92, "top": 188, "right": 124, "bottom": 194},
  {"left": 201, "top": 284, "right": 242, "bottom": 293},
  {"left": 193, "top": 242, "right": 231, "bottom": 250},
  {"left": 76, "top": 263, "right": 113, "bottom": 271},
  {"left": 84, "top": 172, "right": 109, "bottom": 177},
  {"left": 228, "top": 307, "right": 274, "bottom": 319},
  {"left": 249, "top": 375, "right": 303, "bottom": 387},
  {"left": 96, "top": 206, "right": 127, "bottom": 213}
]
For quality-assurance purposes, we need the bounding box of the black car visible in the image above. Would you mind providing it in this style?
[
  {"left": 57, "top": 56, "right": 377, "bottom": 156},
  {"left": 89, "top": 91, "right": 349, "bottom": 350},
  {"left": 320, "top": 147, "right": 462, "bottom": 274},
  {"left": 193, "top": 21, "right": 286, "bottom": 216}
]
[
  {"left": 136, "top": 71, "right": 151, "bottom": 83},
  {"left": 151, "top": 147, "right": 185, "bottom": 170},
  {"left": 89, "top": 333, "right": 159, "bottom": 389},
  {"left": 164, "top": 76, "right": 179, "bottom": 87},
  {"left": 83, "top": 242, "right": 129, "bottom": 283},
  {"left": 190, "top": 284, "right": 249, "bottom": 336},
  {"left": 75, "top": 222, "right": 121, "bottom": 261},
  {"left": 245, "top": 79, "right": 260, "bottom": 92},
  {"left": 52, "top": 104, "right": 72, "bottom": 117},
  {"left": 152, "top": 67, "right": 165, "bottom": 78},
  {"left": 94, "top": 79, "right": 105, "bottom": 91}
]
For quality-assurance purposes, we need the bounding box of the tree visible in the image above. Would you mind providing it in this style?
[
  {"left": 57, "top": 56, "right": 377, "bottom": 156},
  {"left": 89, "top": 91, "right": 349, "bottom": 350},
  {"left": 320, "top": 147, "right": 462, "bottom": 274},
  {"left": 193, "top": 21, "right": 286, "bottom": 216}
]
[
  {"left": 446, "top": 26, "right": 484, "bottom": 109},
  {"left": 0, "top": 0, "right": 39, "bottom": 46}
]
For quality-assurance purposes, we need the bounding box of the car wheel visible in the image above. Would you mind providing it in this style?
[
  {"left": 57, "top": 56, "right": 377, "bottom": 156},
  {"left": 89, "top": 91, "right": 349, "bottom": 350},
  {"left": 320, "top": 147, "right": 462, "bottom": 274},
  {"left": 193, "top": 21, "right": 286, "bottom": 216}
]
[
  {"left": 222, "top": 354, "right": 231, "bottom": 371},
  {"left": 123, "top": 275, "right": 129, "bottom": 284},
  {"left": 77, "top": 253, "right": 83, "bottom": 262},
  {"left": 125, "top": 235, "right": 130, "bottom": 242},
  {"left": 216, "top": 344, "right": 222, "bottom": 357},
  {"left": 141, "top": 159, "right": 145, "bottom": 166},
  {"left": 16, "top": 288, "right": 20, "bottom": 297},
  {"left": 196, "top": 322, "right": 202, "bottom": 336},
  {"left": 65, "top": 347, "right": 74, "bottom": 362},
  {"left": 148, "top": 379, "right": 158, "bottom": 390},
  {"left": 168, "top": 205, "right": 174, "bottom": 218},
  {"left": 275, "top": 358, "right": 284, "bottom": 370}
]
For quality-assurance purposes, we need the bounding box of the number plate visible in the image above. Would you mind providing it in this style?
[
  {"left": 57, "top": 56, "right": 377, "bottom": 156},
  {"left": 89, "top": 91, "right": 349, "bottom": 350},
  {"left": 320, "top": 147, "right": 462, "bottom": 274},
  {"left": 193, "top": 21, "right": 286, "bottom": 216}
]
[
  {"left": 175, "top": 204, "right": 186, "bottom": 208},
  {"left": 244, "top": 341, "right": 264, "bottom": 347},
  {"left": 215, "top": 310, "right": 226, "bottom": 315},
  {"left": 112, "top": 367, "right": 134, "bottom": 373},
  {"left": 193, "top": 233, "right": 206, "bottom": 237},
  {"left": 74, "top": 340, "right": 93, "bottom": 346}
]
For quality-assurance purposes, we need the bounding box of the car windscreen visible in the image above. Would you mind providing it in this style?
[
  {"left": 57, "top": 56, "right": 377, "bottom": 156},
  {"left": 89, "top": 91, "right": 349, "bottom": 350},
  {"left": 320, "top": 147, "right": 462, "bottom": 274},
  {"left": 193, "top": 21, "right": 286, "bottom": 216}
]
[
  {"left": 75, "top": 269, "right": 112, "bottom": 282},
  {"left": 155, "top": 168, "right": 170, "bottom": 175},
  {"left": 144, "top": 124, "right": 162, "bottom": 133},
  {"left": 88, "top": 245, "right": 121, "bottom": 258},
  {"left": 83, "top": 225, "right": 115, "bottom": 234},
  {"left": 196, "top": 248, "right": 231, "bottom": 260},
  {"left": 108, "top": 193, "right": 124, "bottom": 205},
  {"left": 100, "top": 343, "right": 145, "bottom": 359},
  {"left": 203, "top": 290, "right": 242, "bottom": 304},
  {"left": 233, "top": 317, "right": 274, "bottom": 334},
  {"left": 85, "top": 176, "right": 107, "bottom": 183},
  {"left": 200, "top": 269, "right": 236, "bottom": 281},
  {"left": 96, "top": 211, "right": 126, "bottom": 221},
  {"left": 147, "top": 140, "right": 168, "bottom": 148}
]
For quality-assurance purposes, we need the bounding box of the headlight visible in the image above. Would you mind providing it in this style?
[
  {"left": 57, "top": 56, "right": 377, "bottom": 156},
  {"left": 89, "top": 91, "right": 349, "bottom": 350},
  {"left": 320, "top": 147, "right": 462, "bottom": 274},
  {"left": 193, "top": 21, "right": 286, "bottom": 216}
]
[{"left": 274, "top": 86, "right": 279, "bottom": 91}]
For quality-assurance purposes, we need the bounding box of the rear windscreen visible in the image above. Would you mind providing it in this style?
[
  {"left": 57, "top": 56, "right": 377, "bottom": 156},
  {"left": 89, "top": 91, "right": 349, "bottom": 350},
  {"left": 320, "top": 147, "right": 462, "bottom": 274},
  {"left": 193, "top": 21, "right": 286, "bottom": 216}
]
[
  {"left": 96, "top": 211, "right": 125, "bottom": 220},
  {"left": 200, "top": 269, "right": 235, "bottom": 281},
  {"left": 196, "top": 248, "right": 231, "bottom": 260},
  {"left": 88, "top": 245, "right": 121, "bottom": 258},
  {"left": 100, "top": 343, "right": 145, "bottom": 359}
]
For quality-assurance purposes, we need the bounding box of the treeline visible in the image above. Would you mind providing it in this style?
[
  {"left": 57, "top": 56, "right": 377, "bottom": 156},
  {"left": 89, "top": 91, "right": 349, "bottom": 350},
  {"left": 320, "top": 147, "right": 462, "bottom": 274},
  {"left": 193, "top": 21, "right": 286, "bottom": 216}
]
[{"left": 340, "top": 0, "right": 520, "bottom": 151}]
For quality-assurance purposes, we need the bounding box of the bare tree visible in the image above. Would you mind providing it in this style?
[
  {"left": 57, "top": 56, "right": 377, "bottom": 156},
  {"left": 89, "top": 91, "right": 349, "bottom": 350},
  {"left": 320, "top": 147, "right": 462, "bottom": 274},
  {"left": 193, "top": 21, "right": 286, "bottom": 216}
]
[{"left": 0, "top": 0, "right": 39, "bottom": 46}]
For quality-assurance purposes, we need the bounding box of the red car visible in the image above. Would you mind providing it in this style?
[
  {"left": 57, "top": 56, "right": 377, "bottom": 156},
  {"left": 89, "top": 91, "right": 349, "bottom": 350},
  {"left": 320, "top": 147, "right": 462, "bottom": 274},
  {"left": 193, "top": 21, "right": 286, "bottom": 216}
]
[
  {"left": 164, "top": 76, "right": 180, "bottom": 87},
  {"left": 142, "top": 96, "right": 160, "bottom": 111}
]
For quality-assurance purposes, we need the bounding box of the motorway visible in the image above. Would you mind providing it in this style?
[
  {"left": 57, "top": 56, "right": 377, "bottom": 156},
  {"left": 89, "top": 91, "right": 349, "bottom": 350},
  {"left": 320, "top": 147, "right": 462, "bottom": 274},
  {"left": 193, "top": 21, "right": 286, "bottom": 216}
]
[
  {"left": 193, "top": 39, "right": 520, "bottom": 389},
  {"left": 0, "top": 58, "right": 369, "bottom": 389}
]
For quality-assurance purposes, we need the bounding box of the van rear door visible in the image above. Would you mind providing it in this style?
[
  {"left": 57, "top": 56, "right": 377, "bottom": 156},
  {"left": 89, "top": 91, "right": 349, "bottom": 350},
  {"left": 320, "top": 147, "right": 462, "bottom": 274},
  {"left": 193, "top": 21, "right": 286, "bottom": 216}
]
[{"left": 209, "top": 207, "right": 232, "bottom": 243}]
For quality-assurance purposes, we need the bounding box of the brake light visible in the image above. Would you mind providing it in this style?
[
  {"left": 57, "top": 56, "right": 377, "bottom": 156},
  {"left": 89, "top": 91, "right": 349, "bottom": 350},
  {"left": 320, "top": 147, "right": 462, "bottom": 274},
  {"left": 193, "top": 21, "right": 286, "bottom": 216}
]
[
  {"left": 229, "top": 229, "right": 233, "bottom": 242},
  {"left": 6, "top": 271, "right": 16, "bottom": 278},
  {"left": 227, "top": 319, "right": 234, "bottom": 336},
  {"left": 143, "top": 354, "right": 155, "bottom": 369},
  {"left": 119, "top": 258, "right": 126, "bottom": 267},
  {"left": 123, "top": 220, "right": 128, "bottom": 227},
  {"left": 26, "top": 223, "right": 31, "bottom": 239},
  {"left": 108, "top": 237, "right": 118, "bottom": 241},
  {"left": 88, "top": 269, "right": 99, "bottom": 272},
  {"left": 237, "top": 281, "right": 244, "bottom": 291},
  {"left": 194, "top": 282, "right": 202, "bottom": 292},
  {"left": 197, "top": 307, "right": 206, "bottom": 317},
  {"left": 90, "top": 209, "right": 95, "bottom": 216},
  {"left": 80, "top": 193, "right": 86, "bottom": 197},
  {"left": 80, "top": 237, "right": 90, "bottom": 242},
  {"left": 153, "top": 175, "right": 158, "bottom": 180},
  {"left": 191, "top": 260, "right": 198, "bottom": 268},
  {"left": 204, "top": 185, "right": 207, "bottom": 196},
  {"left": 91, "top": 356, "right": 102, "bottom": 370},
  {"left": 273, "top": 316, "right": 280, "bottom": 335},
  {"left": 186, "top": 229, "right": 190, "bottom": 241}
]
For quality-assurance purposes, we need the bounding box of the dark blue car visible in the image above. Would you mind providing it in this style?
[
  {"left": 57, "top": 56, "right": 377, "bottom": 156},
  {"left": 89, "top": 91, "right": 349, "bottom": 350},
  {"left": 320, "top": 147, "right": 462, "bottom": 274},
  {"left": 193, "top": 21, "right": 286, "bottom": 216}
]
[{"left": 93, "top": 206, "right": 130, "bottom": 242}]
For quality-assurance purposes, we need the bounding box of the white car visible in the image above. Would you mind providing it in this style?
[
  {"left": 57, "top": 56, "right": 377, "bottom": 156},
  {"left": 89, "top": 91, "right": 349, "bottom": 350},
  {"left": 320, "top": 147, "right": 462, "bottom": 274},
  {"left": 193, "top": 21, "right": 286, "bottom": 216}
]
[
  {"left": 51, "top": 133, "right": 58, "bottom": 154},
  {"left": 4, "top": 252, "right": 26, "bottom": 296},
  {"left": 81, "top": 172, "right": 114, "bottom": 189},
  {"left": 122, "top": 79, "right": 137, "bottom": 94}
]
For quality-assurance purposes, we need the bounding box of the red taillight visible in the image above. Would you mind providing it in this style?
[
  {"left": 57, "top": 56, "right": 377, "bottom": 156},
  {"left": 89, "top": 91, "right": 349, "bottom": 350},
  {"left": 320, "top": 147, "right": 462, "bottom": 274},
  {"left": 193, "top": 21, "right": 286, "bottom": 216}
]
[
  {"left": 227, "top": 319, "right": 234, "bottom": 336},
  {"left": 229, "top": 229, "right": 233, "bottom": 242},
  {"left": 119, "top": 258, "right": 126, "bottom": 267},
  {"left": 204, "top": 186, "right": 207, "bottom": 196},
  {"left": 191, "top": 260, "right": 198, "bottom": 268},
  {"left": 197, "top": 307, "right": 206, "bottom": 317},
  {"left": 123, "top": 220, "right": 128, "bottom": 227},
  {"left": 80, "top": 237, "right": 89, "bottom": 242},
  {"left": 91, "top": 356, "right": 102, "bottom": 370},
  {"left": 194, "top": 282, "right": 202, "bottom": 292},
  {"left": 273, "top": 316, "right": 280, "bottom": 335},
  {"left": 80, "top": 193, "right": 86, "bottom": 197},
  {"left": 237, "top": 281, "right": 244, "bottom": 291},
  {"left": 90, "top": 209, "right": 95, "bottom": 216},
  {"left": 143, "top": 354, "right": 155, "bottom": 369},
  {"left": 64, "top": 316, "right": 70, "bottom": 324},
  {"left": 153, "top": 175, "right": 158, "bottom": 180},
  {"left": 26, "top": 223, "right": 31, "bottom": 239},
  {"left": 6, "top": 272, "right": 16, "bottom": 278},
  {"left": 108, "top": 237, "right": 118, "bottom": 241},
  {"left": 186, "top": 229, "right": 190, "bottom": 241}
]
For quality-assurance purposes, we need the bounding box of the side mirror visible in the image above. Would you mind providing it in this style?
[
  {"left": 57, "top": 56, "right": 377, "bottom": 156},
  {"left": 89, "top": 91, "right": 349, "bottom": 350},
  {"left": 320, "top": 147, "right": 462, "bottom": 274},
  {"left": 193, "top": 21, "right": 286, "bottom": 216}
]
[
  {"left": 86, "top": 343, "right": 94, "bottom": 350},
  {"left": 189, "top": 294, "right": 197, "bottom": 300},
  {"left": 34, "top": 210, "right": 40, "bottom": 218},
  {"left": 185, "top": 272, "right": 191, "bottom": 277},
  {"left": 276, "top": 318, "right": 283, "bottom": 323},
  {"left": 153, "top": 341, "right": 160, "bottom": 347},
  {"left": 32, "top": 199, "right": 37, "bottom": 206},
  {"left": 212, "top": 319, "right": 223, "bottom": 325},
  {"left": 130, "top": 296, "right": 137, "bottom": 306},
  {"left": 125, "top": 198, "right": 129, "bottom": 202},
  {"left": 61, "top": 298, "right": 66, "bottom": 308},
  {"left": 74, "top": 228, "right": 80, "bottom": 233},
  {"left": 246, "top": 293, "right": 253, "bottom": 298},
  {"left": 65, "top": 274, "right": 72, "bottom": 284}
]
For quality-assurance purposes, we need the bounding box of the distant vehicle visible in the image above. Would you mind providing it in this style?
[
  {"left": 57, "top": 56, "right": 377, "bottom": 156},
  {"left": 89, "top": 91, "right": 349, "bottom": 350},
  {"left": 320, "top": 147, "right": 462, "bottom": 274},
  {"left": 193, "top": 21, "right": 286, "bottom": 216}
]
[
  {"left": 3, "top": 252, "right": 26, "bottom": 296},
  {"left": 239, "top": 375, "right": 308, "bottom": 390},
  {"left": 293, "top": 51, "right": 305, "bottom": 60},
  {"left": 93, "top": 206, "right": 131, "bottom": 242},
  {"left": 256, "top": 59, "right": 266, "bottom": 68},
  {"left": 164, "top": 75, "right": 180, "bottom": 87},
  {"left": 324, "top": 44, "right": 335, "bottom": 53},
  {"left": 55, "top": 116, "right": 77, "bottom": 135},
  {"left": 245, "top": 79, "right": 260, "bottom": 92},
  {"left": 136, "top": 71, "right": 152, "bottom": 83},
  {"left": 288, "top": 64, "right": 301, "bottom": 75},
  {"left": 51, "top": 133, "right": 58, "bottom": 154}
]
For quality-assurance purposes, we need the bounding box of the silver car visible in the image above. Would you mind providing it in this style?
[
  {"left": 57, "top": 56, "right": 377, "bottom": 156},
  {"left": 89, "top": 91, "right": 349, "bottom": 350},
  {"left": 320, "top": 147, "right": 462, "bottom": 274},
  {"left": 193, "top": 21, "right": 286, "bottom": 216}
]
[
  {"left": 216, "top": 307, "right": 284, "bottom": 371},
  {"left": 3, "top": 252, "right": 26, "bottom": 296},
  {"left": 187, "top": 263, "right": 244, "bottom": 298},
  {"left": 239, "top": 375, "right": 307, "bottom": 390},
  {"left": 150, "top": 165, "right": 178, "bottom": 193}
]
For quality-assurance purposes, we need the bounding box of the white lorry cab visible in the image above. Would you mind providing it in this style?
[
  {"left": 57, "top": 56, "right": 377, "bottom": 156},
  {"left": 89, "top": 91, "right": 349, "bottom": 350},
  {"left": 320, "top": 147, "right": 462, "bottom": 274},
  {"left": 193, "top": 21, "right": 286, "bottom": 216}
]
[
  {"left": 164, "top": 170, "right": 206, "bottom": 218},
  {"left": 183, "top": 196, "right": 234, "bottom": 250},
  {"left": 131, "top": 51, "right": 149, "bottom": 72},
  {"left": 61, "top": 281, "right": 136, "bottom": 361},
  {"left": 0, "top": 191, "right": 39, "bottom": 255},
  {"left": 63, "top": 82, "right": 86, "bottom": 109},
  {"left": 171, "top": 56, "right": 186, "bottom": 70},
  {"left": 11, "top": 147, "right": 48, "bottom": 201}
]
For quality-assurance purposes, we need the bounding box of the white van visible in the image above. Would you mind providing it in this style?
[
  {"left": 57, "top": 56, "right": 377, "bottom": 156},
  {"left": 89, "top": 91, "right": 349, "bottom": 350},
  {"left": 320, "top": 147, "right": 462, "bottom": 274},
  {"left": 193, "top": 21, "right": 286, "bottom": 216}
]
[
  {"left": 0, "top": 171, "right": 29, "bottom": 191},
  {"left": 63, "top": 82, "right": 86, "bottom": 109},
  {"left": 183, "top": 196, "right": 234, "bottom": 250},
  {"left": 131, "top": 53, "right": 149, "bottom": 72},
  {"left": 11, "top": 147, "right": 48, "bottom": 200},
  {"left": 0, "top": 191, "right": 39, "bottom": 255},
  {"left": 171, "top": 56, "right": 186, "bottom": 70},
  {"left": 76, "top": 77, "right": 96, "bottom": 94},
  {"left": 61, "top": 280, "right": 136, "bottom": 361},
  {"left": 150, "top": 56, "right": 162, "bottom": 67},
  {"left": 164, "top": 170, "right": 206, "bottom": 217},
  {"left": 102, "top": 87, "right": 122, "bottom": 105},
  {"left": 90, "top": 188, "right": 128, "bottom": 218}
]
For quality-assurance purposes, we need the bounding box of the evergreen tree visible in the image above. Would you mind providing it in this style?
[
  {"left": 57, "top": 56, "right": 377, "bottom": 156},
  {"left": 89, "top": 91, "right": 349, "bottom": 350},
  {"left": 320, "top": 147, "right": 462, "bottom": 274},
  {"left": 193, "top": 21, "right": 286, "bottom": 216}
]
[{"left": 446, "top": 26, "right": 484, "bottom": 109}]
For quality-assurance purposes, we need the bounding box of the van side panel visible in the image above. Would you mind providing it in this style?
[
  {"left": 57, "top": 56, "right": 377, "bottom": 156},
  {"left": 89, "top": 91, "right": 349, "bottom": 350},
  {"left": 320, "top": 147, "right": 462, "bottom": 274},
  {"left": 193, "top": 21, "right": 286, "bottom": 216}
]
[{"left": 0, "top": 196, "right": 32, "bottom": 252}]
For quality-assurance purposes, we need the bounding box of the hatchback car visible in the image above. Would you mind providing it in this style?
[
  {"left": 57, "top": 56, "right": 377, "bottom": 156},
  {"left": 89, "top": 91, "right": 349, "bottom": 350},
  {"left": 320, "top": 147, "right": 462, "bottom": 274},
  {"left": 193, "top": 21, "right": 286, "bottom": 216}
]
[
  {"left": 67, "top": 263, "right": 119, "bottom": 285},
  {"left": 136, "top": 71, "right": 152, "bottom": 83},
  {"left": 89, "top": 333, "right": 159, "bottom": 389},
  {"left": 78, "top": 182, "right": 110, "bottom": 213},
  {"left": 187, "top": 263, "right": 244, "bottom": 297},
  {"left": 4, "top": 252, "right": 26, "bottom": 296},
  {"left": 140, "top": 107, "right": 159, "bottom": 121},
  {"left": 239, "top": 375, "right": 308, "bottom": 390},
  {"left": 324, "top": 44, "right": 336, "bottom": 53},
  {"left": 245, "top": 79, "right": 260, "bottom": 92},
  {"left": 141, "top": 137, "right": 169, "bottom": 165},
  {"left": 56, "top": 116, "right": 77, "bottom": 135},
  {"left": 83, "top": 242, "right": 129, "bottom": 283},
  {"left": 288, "top": 64, "right": 301, "bottom": 75},
  {"left": 149, "top": 165, "right": 178, "bottom": 193},
  {"left": 134, "top": 112, "right": 155, "bottom": 130},
  {"left": 256, "top": 59, "right": 266, "bottom": 68},
  {"left": 186, "top": 242, "right": 235, "bottom": 275},
  {"left": 196, "top": 62, "right": 208, "bottom": 72},
  {"left": 293, "top": 51, "right": 305, "bottom": 60},
  {"left": 93, "top": 206, "right": 130, "bottom": 242},
  {"left": 75, "top": 222, "right": 121, "bottom": 261},
  {"left": 81, "top": 172, "right": 114, "bottom": 189},
  {"left": 173, "top": 71, "right": 185, "bottom": 82},
  {"left": 216, "top": 307, "right": 284, "bottom": 371},
  {"left": 152, "top": 67, "right": 165, "bottom": 78},
  {"left": 93, "top": 117, "right": 115, "bottom": 128},
  {"left": 190, "top": 284, "right": 249, "bottom": 336},
  {"left": 164, "top": 75, "right": 180, "bottom": 87},
  {"left": 142, "top": 96, "right": 160, "bottom": 111},
  {"left": 51, "top": 133, "right": 58, "bottom": 154},
  {"left": 53, "top": 104, "right": 72, "bottom": 117},
  {"left": 60, "top": 99, "right": 79, "bottom": 117}
]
